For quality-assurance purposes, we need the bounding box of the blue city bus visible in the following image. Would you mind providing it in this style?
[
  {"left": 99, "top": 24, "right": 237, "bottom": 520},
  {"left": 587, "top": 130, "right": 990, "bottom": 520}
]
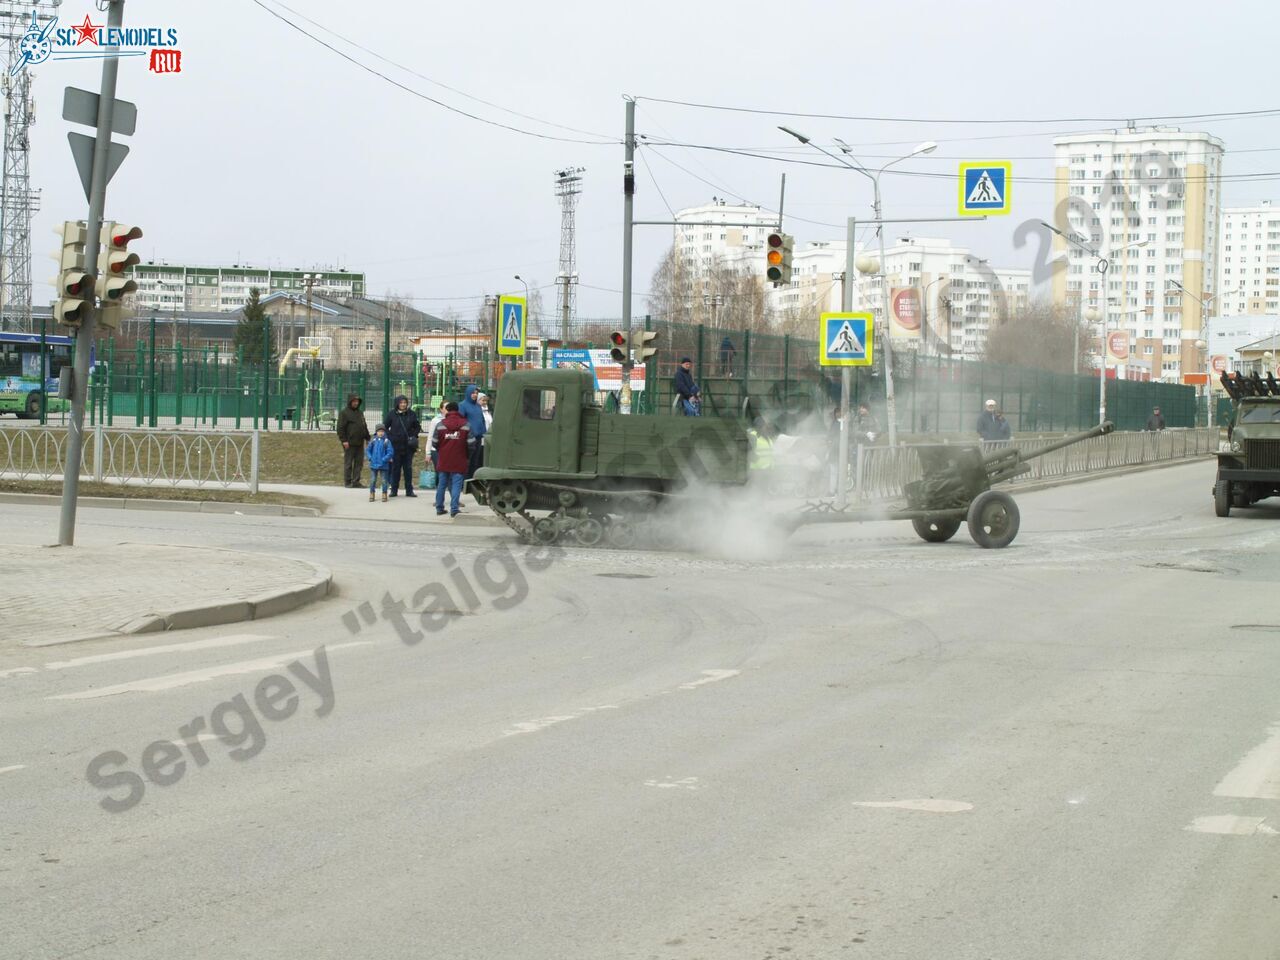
[{"left": 0, "top": 331, "right": 73, "bottom": 418}]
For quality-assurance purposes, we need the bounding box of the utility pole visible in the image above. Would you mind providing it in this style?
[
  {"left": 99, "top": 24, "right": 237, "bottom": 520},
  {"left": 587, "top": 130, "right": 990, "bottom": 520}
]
[
  {"left": 619, "top": 96, "right": 635, "bottom": 415},
  {"left": 59, "top": 0, "right": 124, "bottom": 547}
]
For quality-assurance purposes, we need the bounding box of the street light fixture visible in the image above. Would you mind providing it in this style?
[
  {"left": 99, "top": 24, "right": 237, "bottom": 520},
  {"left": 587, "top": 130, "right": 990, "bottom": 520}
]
[{"left": 780, "top": 128, "right": 936, "bottom": 447}]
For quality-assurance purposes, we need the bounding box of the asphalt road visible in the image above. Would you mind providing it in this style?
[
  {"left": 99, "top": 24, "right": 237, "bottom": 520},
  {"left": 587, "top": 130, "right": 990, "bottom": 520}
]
[{"left": 3, "top": 461, "right": 1280, "bottom": 960}]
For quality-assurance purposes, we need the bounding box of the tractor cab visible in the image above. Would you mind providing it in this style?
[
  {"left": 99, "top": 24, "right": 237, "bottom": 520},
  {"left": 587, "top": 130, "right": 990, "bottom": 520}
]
[{"left": 479, "top": 368, "right": 594, "bottom": 477}]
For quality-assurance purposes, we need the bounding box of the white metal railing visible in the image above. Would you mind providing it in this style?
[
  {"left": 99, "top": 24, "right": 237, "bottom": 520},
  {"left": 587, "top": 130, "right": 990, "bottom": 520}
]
[
  {"left": 0, "top": 426, "right": 260, "bottom": 492},
  {"left": 852, "top": 428, "right": 1216, "bottom": 502}
]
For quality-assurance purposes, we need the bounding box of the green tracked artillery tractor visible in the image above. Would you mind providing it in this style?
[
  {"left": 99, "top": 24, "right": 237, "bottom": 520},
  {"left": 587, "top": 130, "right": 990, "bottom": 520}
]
[
  {"left": 1213, "top": 370, "right": 1280, "bottom": 516},
  {"left": 469, "top": 368, "right": 1114, "bottom": 550}
]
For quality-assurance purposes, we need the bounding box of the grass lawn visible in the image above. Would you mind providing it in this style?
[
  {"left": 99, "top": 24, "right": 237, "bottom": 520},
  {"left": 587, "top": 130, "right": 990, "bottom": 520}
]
[{"left": 258, "top": 432, "right": 347, "bottom": 485}]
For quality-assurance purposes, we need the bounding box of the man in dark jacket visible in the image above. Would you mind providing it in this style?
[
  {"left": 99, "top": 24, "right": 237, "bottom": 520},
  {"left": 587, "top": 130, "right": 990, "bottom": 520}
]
[
  {"left": 336, "top": 394, "right": 371, "bottom": 488},
  {"left": 1145, "top": 406, "right": 1166, "bottom": 431},
  {"left": 976, "top": 399, "right": 1012, "bottom": 444},
  {"left": 674, "top": 358, "right": 700, "bottom": 416},
  {"left": 432, "top": 402, "right": 472, "bottom": 517},
  {"left": 382, "top": 395, "right": 421, "bottom": 497},
  {"left": 458, "top": 384, "right": 487, "bottom": 478}
]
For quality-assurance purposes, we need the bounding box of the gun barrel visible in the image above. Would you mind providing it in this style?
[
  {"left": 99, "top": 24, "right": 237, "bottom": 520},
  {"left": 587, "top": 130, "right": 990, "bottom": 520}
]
[{"left": 980, "top": 421, "right": 1114, "bottom": 467}]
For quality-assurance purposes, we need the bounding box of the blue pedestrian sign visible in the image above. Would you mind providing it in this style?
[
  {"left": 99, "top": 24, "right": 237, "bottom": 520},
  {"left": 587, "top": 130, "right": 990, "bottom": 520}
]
[
  {"left": 819, "top": 311, "right": 873, "bottom": 367},
  {"left": 958, "top": 161, "right": 1012, "bottom": 216},
  {"left": 497, "top": 295, "right": 526, "bottom": 357}
]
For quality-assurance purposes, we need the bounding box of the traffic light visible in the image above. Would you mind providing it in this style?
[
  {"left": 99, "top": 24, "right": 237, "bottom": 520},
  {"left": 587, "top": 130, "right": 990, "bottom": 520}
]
[
  {"left": 766, "top": 232, "right": 794, "bottom": 285},
  {"left": 631, "top": 330, "right": 658, "bottom": 361},
  {"left": 609, "top": 330, "right": 629, "bottom": 364},
  {"left": 52, "top": 220, "right": 92, "bottom": 327},
  {"left": 95, "top": 221, "right": 142, "bottom": 330}
]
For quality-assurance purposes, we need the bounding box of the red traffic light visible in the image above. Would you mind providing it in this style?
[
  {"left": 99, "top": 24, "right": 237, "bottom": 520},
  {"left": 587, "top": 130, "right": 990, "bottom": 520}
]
[
  {"left": 108, "top": 225, "right": 143, "bottom": 249},
  {"left": 610, "top": 331, "right": 627, "bottom": 346},
  {"left": 767, "top": 233, "right": 783, "bottom": 248}
]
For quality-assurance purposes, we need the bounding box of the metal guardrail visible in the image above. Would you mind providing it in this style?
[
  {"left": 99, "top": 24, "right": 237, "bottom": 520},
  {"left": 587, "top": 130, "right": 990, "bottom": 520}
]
[
  {"left": 852, "top": 428, "right": 1217, "bottom": 502},
  {"left": 0, "top": 426, "right": 260, "bottom": 492}
]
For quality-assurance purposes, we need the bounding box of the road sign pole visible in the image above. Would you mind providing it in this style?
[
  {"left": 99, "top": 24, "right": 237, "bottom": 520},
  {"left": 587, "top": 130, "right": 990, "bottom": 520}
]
[
  {"left": 836, "top": 217, "right": 855, "bottom": 509},
  {"left": 619, "top": 96, "right": 635, "bottom": 415},
  {"left": 59, "top": 0, "right": 125, "bottom": 547}
]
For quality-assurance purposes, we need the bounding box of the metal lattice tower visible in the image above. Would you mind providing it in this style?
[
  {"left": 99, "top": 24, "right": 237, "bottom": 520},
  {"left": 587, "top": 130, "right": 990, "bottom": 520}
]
[
  {"left": 553, "top": 167, "right": 583, "bottom": 342},
  {"left": 0, "top": 2, "right": 59, "bottom": 332}
]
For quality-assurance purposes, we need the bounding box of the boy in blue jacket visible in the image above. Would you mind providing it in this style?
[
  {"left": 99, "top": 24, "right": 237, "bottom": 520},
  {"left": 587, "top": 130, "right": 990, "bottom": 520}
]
[{"left": 366, "top": 425, "right": 394, "bottom": 502}]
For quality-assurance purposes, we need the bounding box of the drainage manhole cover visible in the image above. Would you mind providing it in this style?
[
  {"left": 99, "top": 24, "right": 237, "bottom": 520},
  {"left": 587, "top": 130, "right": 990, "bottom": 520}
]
[{"left": 595, "top": 573, "right": 654, "bottom": 580}]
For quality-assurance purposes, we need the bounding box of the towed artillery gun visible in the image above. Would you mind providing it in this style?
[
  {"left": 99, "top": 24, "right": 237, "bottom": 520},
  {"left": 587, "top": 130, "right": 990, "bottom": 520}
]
[
  {"left": 469, "top": 368, "right": 1115, "bottom": 550},
  {"left": 786, "top": 422, "right": 1115, "bottom": 548}
]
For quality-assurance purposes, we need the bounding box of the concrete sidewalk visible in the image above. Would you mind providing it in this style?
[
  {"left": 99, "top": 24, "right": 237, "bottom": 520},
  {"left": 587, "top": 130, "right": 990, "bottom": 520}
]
[
  {"left": 259, "top": 481, "right": 499, "bottom": 524},
  {"left": 1, "top": 543, "right": 332, "bottom": 647}
]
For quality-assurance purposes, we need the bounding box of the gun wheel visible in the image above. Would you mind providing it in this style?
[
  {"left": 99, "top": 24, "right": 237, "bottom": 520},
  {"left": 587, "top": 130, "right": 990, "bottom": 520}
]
[
  {"left": 911, "top": 518, "right": 961, "bottom": 543},
  {"left": 966, "top": 491, "right": 1020, "bottom": 549}
]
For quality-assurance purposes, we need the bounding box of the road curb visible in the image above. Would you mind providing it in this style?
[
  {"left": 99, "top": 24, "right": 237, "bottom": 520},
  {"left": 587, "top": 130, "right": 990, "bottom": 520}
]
[{"left": 21, "top": 553, "right": 334, "bottom": 647}]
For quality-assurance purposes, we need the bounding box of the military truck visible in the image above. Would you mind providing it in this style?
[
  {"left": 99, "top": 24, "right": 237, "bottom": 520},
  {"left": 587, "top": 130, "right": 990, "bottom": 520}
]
[{"left": 1214, "top": 371, "right": 1280, "bottom": 516}]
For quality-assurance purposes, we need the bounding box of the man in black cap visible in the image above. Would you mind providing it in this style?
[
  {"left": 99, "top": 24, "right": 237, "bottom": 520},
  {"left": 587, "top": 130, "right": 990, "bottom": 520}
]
[{"left": 673, "top": 357, "right": 701, "bottom": 416}]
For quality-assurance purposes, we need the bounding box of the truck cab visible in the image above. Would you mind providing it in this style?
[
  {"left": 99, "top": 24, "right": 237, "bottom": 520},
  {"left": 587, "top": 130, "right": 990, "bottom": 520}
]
[{"left": 1214, "top": 396, "right": 1280, "bottom": 516}]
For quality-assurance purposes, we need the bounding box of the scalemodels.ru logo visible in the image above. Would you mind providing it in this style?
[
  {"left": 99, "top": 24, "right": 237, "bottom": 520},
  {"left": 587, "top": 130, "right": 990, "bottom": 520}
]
[{"left": 10, "top": 8, "right": 182, "bottom": 75}]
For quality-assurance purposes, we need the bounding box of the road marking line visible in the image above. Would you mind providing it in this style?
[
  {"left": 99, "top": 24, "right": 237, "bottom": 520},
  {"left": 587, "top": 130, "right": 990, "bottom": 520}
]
[
  {"left": 44, "top": 634, "right": 276, "bottom": 671},
  {"left": 644, "top": 777, "right": 699, "bottom": 790},
  {"left": 1185, "top": 815, "right": 1278, "bottom": 836},
  {"left": 503, "top": 704, "right": 619, "bottom": 737},
  {"left": 1213, "top": 723, "right": 1280, "bottom": 800},
  {"left": 0, "top": 764, "right": 25, "bottom": 775},
  {"left": 0, "top": 667, "right": 38, "bottom": 680},
  {"left": 45, "top": 642, "right": 369, "bottom": 702},
  {"left": 853, "top": 799, "right": 974, "bottom": 813},
  {"left": 677, "top": 669, "right": 739, "bottom": 690}
]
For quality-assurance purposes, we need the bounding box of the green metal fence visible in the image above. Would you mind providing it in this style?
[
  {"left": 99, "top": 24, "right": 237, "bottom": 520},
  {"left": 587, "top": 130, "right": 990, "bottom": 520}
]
[{"left": 62, "top": 315, "right": 1204, "bottom": 436}]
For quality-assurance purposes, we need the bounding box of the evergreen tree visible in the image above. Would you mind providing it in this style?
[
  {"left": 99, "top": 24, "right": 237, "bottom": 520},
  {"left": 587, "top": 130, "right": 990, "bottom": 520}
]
[{"left": 234, "top": 288, "right": 276, "bottom": 363}]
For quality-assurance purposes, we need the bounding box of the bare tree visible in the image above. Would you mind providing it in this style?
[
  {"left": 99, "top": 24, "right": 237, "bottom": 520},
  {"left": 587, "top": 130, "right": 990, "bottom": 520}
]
[
  {"left": 982, "top": 299, "right": 1091, "bottom": 374},
  {"left": 647, "top": 246, "right": 774, "bottom": 332}
]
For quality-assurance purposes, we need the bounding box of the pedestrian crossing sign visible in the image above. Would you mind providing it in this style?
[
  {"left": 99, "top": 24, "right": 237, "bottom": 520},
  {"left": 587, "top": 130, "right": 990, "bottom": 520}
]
[
  {"left": 497, "top": 295, "right": 526, "bottom": 356},
  {"left": 959, "top": 161, "right": 1012, "bottom": 216},
  {"left": 819, "top": 311, "right": 873, "bottom": 367}
]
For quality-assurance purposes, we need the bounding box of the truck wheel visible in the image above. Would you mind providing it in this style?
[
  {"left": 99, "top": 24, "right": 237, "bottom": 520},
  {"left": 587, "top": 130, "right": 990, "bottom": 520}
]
[
  {"left": 911, "top": 518, "right": 961, "bottom": 543},
  {"left": 25, "top": 392, "right": 42, "bottom": 419},
  {"left": 966, "top": 491, "right": 1020, "bottom": 549},
  {"left": 1214, "top": 479, "right": 1231, "bottom": 517}
]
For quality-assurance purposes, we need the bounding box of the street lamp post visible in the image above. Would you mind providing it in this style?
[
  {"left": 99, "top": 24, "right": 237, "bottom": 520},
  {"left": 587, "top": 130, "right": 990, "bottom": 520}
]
[
  {"left": 1172, "top": 280, "right": 1242, "bottom": 428},
  {"left": 780, "top": 126, "right": 937, "bottom": 448},
  {"left": 1037, "top": 222, "right": 1148, "bottom": 423}
]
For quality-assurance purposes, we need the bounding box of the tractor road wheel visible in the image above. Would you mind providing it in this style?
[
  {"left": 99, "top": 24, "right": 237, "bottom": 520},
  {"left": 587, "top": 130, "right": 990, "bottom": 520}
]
[
  {"left": 491, "top": 480, "right": 528, "bottom": 515},
  {"left": 912, "top": 517, "right": 961, "bottom": 543},
  {"left": 532, "top": 517, "right": 560, "bottom": 544},
  {"left": 1214, "top": 479, "right": 1231, "bottom": 517},
  {"left": 573, "top": 517, "right": 605, "bottom": 547},
  {"left": 966, "top": 491, "right": 1020, "bottom": 549},
  {"left": 606, "top": 518, "right": 637, "bottom": 549}
]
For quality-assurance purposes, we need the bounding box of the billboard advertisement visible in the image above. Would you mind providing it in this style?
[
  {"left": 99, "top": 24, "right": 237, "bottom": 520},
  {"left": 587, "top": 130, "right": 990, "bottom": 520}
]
[
  {"left": 548, "top": 349, "right": 647, "bottom": 392},
  {"left": 1105, "top": 331, "right": 1130, "bottom": 362},
  {"left": 889, "top": 288, "right": 921, "bottom": 339}
]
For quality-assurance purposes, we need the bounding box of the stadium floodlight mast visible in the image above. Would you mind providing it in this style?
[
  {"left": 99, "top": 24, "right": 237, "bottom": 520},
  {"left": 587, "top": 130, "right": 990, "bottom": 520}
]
[{"left": 779, "top": 126, "right": 937, "bottom": 450}]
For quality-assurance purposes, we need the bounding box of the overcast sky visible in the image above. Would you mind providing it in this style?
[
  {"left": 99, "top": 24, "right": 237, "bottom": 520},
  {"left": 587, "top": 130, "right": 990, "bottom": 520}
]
[{"left": 27, "top": 0, "right": 1280, "bottom": 321}]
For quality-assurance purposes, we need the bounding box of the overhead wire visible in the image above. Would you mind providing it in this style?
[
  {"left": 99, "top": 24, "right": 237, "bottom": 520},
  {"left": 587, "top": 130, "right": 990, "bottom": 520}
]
[
  {"left": 261, "top": 0, "right": 614, "bottom": 141},
  {"left": 633, "top": 94, "right": 1280, "bottom": 126},
  {"left": 248, "top": 0, "right": 616, "bottom": 145}
]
